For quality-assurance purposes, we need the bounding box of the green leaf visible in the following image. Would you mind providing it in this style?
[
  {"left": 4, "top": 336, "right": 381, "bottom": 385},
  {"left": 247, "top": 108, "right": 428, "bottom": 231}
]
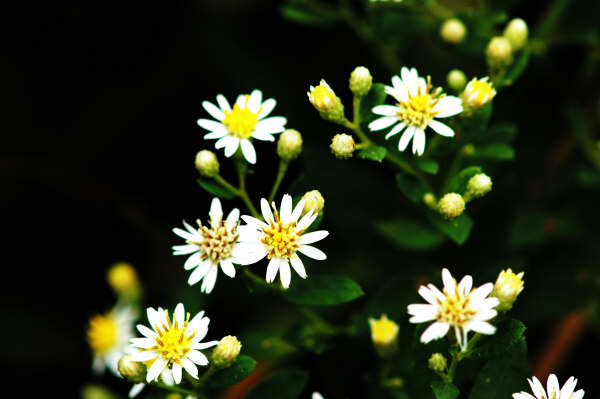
[
  {"left": 486, "top": 123, "right": 518, "bottom": 143},
  {"left": 464, "top": 319, "right": 526, "bottom": 360},
  {"left": 396, "top": 173, "right": 429, "bottom": 203},
  {"left": 358, "top": 145, "right": 387, "bottom": 162},
  {"left": 246, "top": 369, "right": 309, "bottom": 399},
  {"left": 474, "top": 143, "right": 515, "bottom": 160},
  {"left": 375, "top": 218, "right": 443, "bottom": 251},
  {"left": 207, "top": 355, "right": 257, "bottom": 389},
  {"left": 197, "top": 178, "right": 237, "bottom": 199},
  {"left": 359, "top": 83, "right": 386, "bottom": 124},
  {"left": 447, "top": 166, "right": 482, "bottom": 194},
  {"left": 431, "top": 381, "right": 460, "bottom": 399},
  {"left": 415, "top": 158, "right": 439, "bottom": 174},
  {"left": 284, "top": 274, "right": 364, "bottom": 306},
  {"left": 280, "top": 4, "right": 339, "bottom": 26},
  {"left": 497, "top": 48, "right": 530, "bottom": 88},
  {"left": 426, "top": 211, "right": 473, "bottom": 245}
]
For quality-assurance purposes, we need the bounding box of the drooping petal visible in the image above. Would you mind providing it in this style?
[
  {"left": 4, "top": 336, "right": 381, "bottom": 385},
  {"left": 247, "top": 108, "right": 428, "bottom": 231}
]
[
  {"left": 279, "top": 259, "right": 292, "bottom": 289},
  {"left": 201, "top": 266, "right": 219, "bottom": 293},
  {"left": 420, "top": 321, "right": 450, "bottom": 343},
  {"left": 298, "top": 244, "right": 327, "bottom": 260},
  {"left": 429, "top": 120, "right": 455, "bottom": 137},
  {"left": 385, "top": 122, "right": 406, "bottom": 139},
  {"left": 146, "top": 357, "right": 168, "bottom": 383},
  {"left": 172, "top": 363, "right": 183, "bottom": 384},
  {"left": 224, "top": 137, "right": 241, "bottom": 157},
  {"left": 412, "top": 128, "right": 426, "bottom": 156},
  {"left": 433, "top": 96, "right": 463, "bottom": 118},
  {"left": 181, "top": 357, "right": 199, "bottom": 378},
  {"left": 398, "top": 125, "right": 415, "bottom": 151},
  {"left": 220, "top": 260, "right": 236, "bottom": 278},
  {"left": 368, "top": 116, "right": 398, "bottom": 131},
  {"left": 266, "top": 257, "right": 281, "bottom": 283},
  {"left": 290, "top": 254, "right": 307, "bottom": 279},
  {"left": 240, "top": 139, "right": 257, "bottom": 164}
]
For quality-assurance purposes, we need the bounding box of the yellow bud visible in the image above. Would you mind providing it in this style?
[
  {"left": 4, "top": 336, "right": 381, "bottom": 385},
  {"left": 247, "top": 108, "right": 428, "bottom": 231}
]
[
  {"left": 438, "top": 193, "right": 465, "bottom": 219},
  {"left": 504, "top": 18, "right": 528, "bottom": 51},
  {"left": 81, "top": 385, "right": 118, "bottom": 399},
  {"left": 446, "top": 69, "right": 467, "bottom": 92},
  {"left": 349, "top": 66, "right": 373, "bottom": 97},
  {"left": 440, "top": 18, "right": 467, "bottom": 44},
  {"left": 492, "top": 268, "right": 524, "bottom": 311},
  {"left": 301, "top": 190, "right": 325, "bottom": 215},
  {"left": 212, "top": 335, "right": 242, "bottom": 368},
  {"left": 307, "top": 80, "right": 344, "bottom": 121},
  {"left": 277, "top": 129, "right": 303, "bottom": 161},
  {"left": 428, "top": 353, "right": 447, "bottom": 373},
  {"left": 118, "top": 355, "right": 147, "bottom": 383},
  {"left": 464, "top": 173, "right": 493, "bottom": 202},
  {"left": 195, "top": 150, "right": 220, "bottom": 178},
  {"left": 486, "top": 36, "right": 513, "bottom": 68},
  {"left": 423, "top": 193, "right": 438, "bottom": 209},
  {"left": 461, "top": 77, "right": 496, "bottom": 110},
  {"left": 368, "top": 314, "right": 399, "bottom": 357},
  {"left": 330, "top": 134, "right": 355, "bottom": 159},
  {"left": 107, "top": 262, "right": 141, "bottom": 302}
]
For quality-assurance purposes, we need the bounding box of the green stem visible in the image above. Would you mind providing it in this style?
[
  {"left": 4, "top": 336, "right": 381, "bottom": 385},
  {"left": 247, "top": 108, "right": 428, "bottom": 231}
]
[
  {"left": 534, "top": 0, "right": 571, "bottom": 39},
  {"left": 441, "top": 144, "right": 470, "bottom": 193},
  {"left": 153, "top": 382, "right": 197, "bottom": 396},
  {"left": 235, "top": 159, "right": 260, "bottom": 218},
  {"left": 445, "top": 352, "right": 460, "bottom": 383},
  {"left": 214, "top": 173, "right": 260, "bottom": 219},
  {"left": 196, "top": 365, "right": 218, "bottom": 386},
  {"left": 298, "top": 307, "right": 351, "bottom": 336},
  {"left": 242, "top": 268, "right": 282, "bottom": 291},
  {"left": 268, "top": 160, "right": 290, "bottom": 203}
]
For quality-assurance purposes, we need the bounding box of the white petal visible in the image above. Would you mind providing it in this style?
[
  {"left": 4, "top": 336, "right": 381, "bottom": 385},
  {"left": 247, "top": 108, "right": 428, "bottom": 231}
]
[
  {"left": 202, "top": 101, "right": 225, "bottom": 121},
  {"left": 240, "top": 139, "right": 257, "bottom": 164},
  {"left": 433, "top": 96, "right": 463, "bottom": 118},
  {"left": 372, "top": 105, "right": 399, "bottom": 116},
  {"left": 418, "top": 286, "right": 441, "bottom": 305},
  {"left": 220, "top": 260, "right": 236, "bottom": 278},
  {"left": 188, "top": 261, "right": 212, "bottom": 285},
  {"left": 172, "top": 363, "right": 183, "bottom": 384},
  {"left": 473, "top": 309, "right": 497, "bottom": 321},
  {"left": 236, "top": 94, "right": 247, "bottom": 108},
  {"left": 391, "top": 76, "right": 409, "bottom": 102},
  {"left": 203, "top": 129, "right": 228, "bottom": 140},
  {"left": 129, "top": 383, "right": 146, "bottom": 398},
  {"left": 280, "top": 194, "right": 293, "bottom": 224},
  {"left": 512, "top": 393, "right": 536, "bottom": 399},
  {"left": 184, "top": 252, "right": 202, "bottom": 271},
  {"left": 258, "top": 98, "right": 276, "bottom": 119},
  {"left": 528, "top": 377, "right": 546, "bottom": 399},
  {"left": 412, "top": 128, "right": 426, "bottom": 156},
  {"left": 224, "top": 137, "right": 240, "bottom": 157},
  {"left": 136, "top": 324, "right": 157, "bottom": 339},
  {"left": 255, "top": 116, "right": 286, "bottom": 134},
  {"left": 130, "top": 338, "right": 155, "bottom": 349},
  {"left": 247, "top": 89, "right": 262, "bottom": 113},
  {"left": 181, "top": 357, "right": 199, "bottom": 378},
  {"left": 458, "top": 275, "right": 473, "bottom": 296},
  {"left": 225, "top": 210, "right": 240, "bottom": 232},
  {"left": 418, "top": 77, "right": 427, "bottom": 94},
  {"left": 385, "top": 122, "right": 406, "bottom": 139},
  {"left": 402, "top": 68, "right": 418, "bottom": 97},
  {"left": 560, "top": 377, "right": 577, "bottom": 399},
  {"left": 279, "top": 259, "right": 292, "bottom": 289},
  {"left": 235, "top": 245, "right": 269, "bottom": 265},
  {"left": 466, "top": 320, "right": 496, "bottom": 335},
  {"left": 260, "top": 198, "right": 274, "bottom": 223},
  {"left": 299, "top": 230, "right": 329, "bottom": 245},
  {"left": 146, "top": 357, "right": 168, "bottom": 382},
  {"left": 191, "top": 340, "right": 218, "bottom": 350},
  {"left": 290, "top": 254, "right": 307, "bottom": 279},
  {"left": 298, "top": 245, "right": 326, "bottom": 260},
  {"left": 441, "top": 268, "right": 457, "bottom": 293},
  {"left": 407, "top": 304, "right": 438, "bottom": 322},
  {"left": 398, "top": 125, "right": 415, "bottom": 151},
  {"left": 470, "top": 283, "right": 494, "bottom": 303},
  {"left": 174, "top": 303, "right": 185, "bottom": 328},
  {"left": 251, "top": 130, "right": 276, "bottom": 142},
  {"left": 130, "top": 350, "right": 158, "bottom": 362},
  {"left": 547, "top": 374, "right": 560, "bottom": 399},
  {"left": 429, "top": 120, "right": 455, "bottom": 137},
  {"left": 187, "top": 349, "right": 209, "bottom": 366},
  {"left": 240, "top": 215, "right": 269, "bottom": 229},
  {"left": 290, "top": 199, "right": 305, "bottom": 223},
  {"left": 197, "top": 118, "right": 225, "bottom": 132},
  {"left": 209, "top": 198, "right": 223, "bottom": 225},
  {"left": 216, "top": 94, "right": 231, "bottom": 112},
  {"left": 420, "top": 322, "right": 450, "bottom": 343},
  {"left": 266, "top": 257, "right": 281, "bottom": 283},
  {"left": 312, "top": 393, "right": 324, "bottom": 399},
  {"left": 296, "top": 210, "right": 318, "bottom": 231},
  {"left": 201, "top": 266, "right": 218, "bottom": 293},
  {"left": 368, "top": 116, "right": 398, "bottom": 131},
  {"left": 173, "top": 244, "right": 199, "bottom": 255},
  {"left": 173, "top": 227, "right": 194, "bottom": 241}
]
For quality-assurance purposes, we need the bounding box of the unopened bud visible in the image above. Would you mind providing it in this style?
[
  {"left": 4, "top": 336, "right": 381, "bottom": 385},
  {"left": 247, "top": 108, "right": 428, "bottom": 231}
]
[
  {"left": 277, "top": 129, "right": 303, "bottom": 161},
  {"left": 486, "top": 36, "right": 513, "bottom": 68},
  {"left": 491, "top": 268, "right": 524, "bottom": 312},
  {"left": 302, "top": 190, "right": 325, "bottom": 215},
  {"left": 212, "top": 335, "right": 242, "bottom": 368},
  {"left": 349, "top": 66, "right": 373, "bottom": 97},
  {"left": 368, "top": 314, "right": 399, "bottom": 357},
  {"left": 107, "top": 262, "right": 138, "bottom": 293},
  {"left": 438, "top": 193, "right": 465, "bottom": 219},
  {"left": 447, "top": 69, "right": 467, "bottom": 92},
  {"left": 330, "top": 134, "right": 355, "bottom": 159},
  {"left": 81, "top": 385, "right": 118, "bottom": 399},
  {"left": 461, "top": 77, "right": 496, "bottom": 111},
  {"left": 195, "top": 150, "right": 220, "bottom": 178},
  {"left": 464, "top": 173, "right": 493, "bottom": 202},
  {"left": 504, "top": 18, "right": 528, "bottom": 51},
  {"left": 428, "top": 353, "right": 447, "bottom": 373},
  {"left": 440, "top": 18, "right": 467, "bottom": 44},
  {"left": 118, "top": 355, "right": 147, "bottom": 383},
  {"left": 307, "top": 80, "right": 345, "bottom": 122},
  {"left": 423, "top": 193, "right": 437, "bottom": 209}
]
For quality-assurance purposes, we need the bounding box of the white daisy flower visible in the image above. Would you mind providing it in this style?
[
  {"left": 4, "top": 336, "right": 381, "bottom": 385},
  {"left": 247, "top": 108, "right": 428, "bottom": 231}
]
[
  {"left": 197, "top": 89, "right": 287, "bottom": 164},
  {"left": 237, "top": 194, "right": 329, "bottom": 289},
  {"left": 172, "top": 198, "right": 247, "bottom": 294},
  {"left": 368, "top": 67, "right": 463, "bottom": 156},
  {"left": 407, "top": 268, "right": 499, "bottom": 350},
  {"left": 87, "top": 306, "right": 136, "bottom": 376},
  {"left": 513, "top": 374, "right": 584, "bottom": 399},
  {"left": 129, "top": 303, "right": 218, "bottom": 384}
]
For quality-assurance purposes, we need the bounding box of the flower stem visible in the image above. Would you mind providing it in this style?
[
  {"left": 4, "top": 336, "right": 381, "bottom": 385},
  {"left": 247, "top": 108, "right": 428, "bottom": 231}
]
[
  {"left": 441, "top": 144, "right": 470, "bottom": 193},
  {"left": 196, "top": 365, "right": 218, "bottom": 386},
  {"left": 235, "top": 159, "right": 260, "bottom": 218},
  {"left": 153, "top": 382, "right": 197, "bottom": 396},
  {"left": 268, "top": 159, "right": 289, "bottom": 203}
]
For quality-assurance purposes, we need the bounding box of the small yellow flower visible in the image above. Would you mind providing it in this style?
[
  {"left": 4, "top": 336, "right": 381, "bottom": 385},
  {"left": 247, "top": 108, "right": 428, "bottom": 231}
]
[
  {"left": 308, "top": 80, "right": 338, "bottom": 112},
  {"left": 107, "top": 262, "right": 139, "bottom": 294},
  {"left": 368, "top": 314, "right": 399, "bottom": 357},
  {"left": 492, "top": 269, "right": 524, "bottom": 311},
  {"left": 212, "top": 335, "right": 242, "bottom": 368},
  {"left": 462, "top": 77, "right": 496, "bottom": 110}
]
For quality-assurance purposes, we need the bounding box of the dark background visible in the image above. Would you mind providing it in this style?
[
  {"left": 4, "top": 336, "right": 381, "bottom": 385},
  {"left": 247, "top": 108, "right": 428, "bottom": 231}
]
[{"left": 4, "top": 0, "right": 600, "bottom": 397}]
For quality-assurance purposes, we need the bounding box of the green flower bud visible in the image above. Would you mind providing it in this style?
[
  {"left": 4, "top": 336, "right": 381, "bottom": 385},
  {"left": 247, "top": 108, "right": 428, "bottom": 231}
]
[
  {"left": 423, "top": 192, "right": 438, "bottom": 209},
  {"left": 118, "top": 355, "right": 147, "bottom": 383},
  {"left": 428, "top": 353, "right": 447, "bottom": 373},
  {"left": 503, "top": 18, "right": 528, "bottom": 51},
  {"left": 212, "top": 336, "right": 242, "bottom": 368},
  {"left": 438, "top": 193, "right": 465, "bottom": 219},
  {"left": 302, "top": 190, "right": 325, "bottom": 215},
  {"left": 446, "top": 69, "right": 467, "bottom": 92},
  {"left": 277, "top": 129, "right": 303, "bottom": 160},
  {"left": 330, "top": 134, "right": 355, "bottom": 159},
  {"left": 440, "top": 18, "right": 467, "bottom": 44},
  {"left": 349, "top": 66, "right": 373, "bottom": 97},
  {"left": 308, "top": 80, "right": 345, "bottom": 122},
  {"left": 464, "top": 173, "right": 493, "bottom": 202},
  {"left": 195, "top": 150, "right": 220, "bottom": 178},
  {"left": 486, "top": 36, "right": 513, "bottom": 68}
]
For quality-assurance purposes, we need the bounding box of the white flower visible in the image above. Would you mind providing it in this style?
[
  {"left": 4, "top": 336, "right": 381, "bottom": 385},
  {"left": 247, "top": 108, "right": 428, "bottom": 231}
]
[
  {"left": 407, "top": 268, "right": 499, "bottom": 350},
  {"left": 87, "top": 306, "right": 136, "bottom": 376},
  {"left": 129, "top": 303, "right": 218, "bottom": 384},
  {"left": 197, "top": 89, "right": 287, "bottom": 164},
  {"left": 513, "top": 374, "right": 584, "bottom": 399},
  {"left": 369, "top": 67, "right": 463, "bottom": 156},
  {"left": 173, "top": 198, "right": 247, "bottom": 294},
  {"left": 237, "top": 194, "right": 329, "bottom": 289}
]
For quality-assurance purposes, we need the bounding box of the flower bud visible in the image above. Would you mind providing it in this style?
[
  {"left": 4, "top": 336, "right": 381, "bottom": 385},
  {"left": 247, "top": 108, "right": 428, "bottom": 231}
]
[
  {"left": 307, "top": 80, "right": 345, "bottom": 122},
  {"left": 107, "top": 262, "right": 138, "bottom": 293},
  {"left": 461, "top": 77, "right": 496, "bottom": 111},
  {"left": 438, "top": 193, "right": 465, "bottom": 219},
  {"left": 330, "top": 134, "right": 355, "bottom": 159},
  {"left": 118, "top": 355, "right": 147, "bottom": 383},
  {"left": 428, "top": 353, "right": 447, "bottom": 373},
  {"left": 212, "top": 335, "right": 242, "bottom": 368},
  {"left": 368, "top": 314, "right": 399, "bottom": 357},
  {"left": 440, "top": 18, "right": 467, "bottom": 44},
  {"left": 446, "top": 69, "right": 467, "bottom": 92},
  {"left": 423, "top": 193, "right": 437, "bottom": 210},
  {"left": 486, "top": 36, "right": 513, "bottom": 68},
  {"left": 503, "top": 18, "right": 528, "bottom": 51},
  {"left": 277, "top": 129, "right": 303, "bottom": 161},
  {"left": 302, "top": 190, "right": 325, "bottom": 215},
  {"left": 349, "top": 66, "right": 373, "bottom": 97},
  {"left": 464, "top": 173, "right": 493, "bottom": 202},
  {"left": 491, "top": 268, "right": 524, "bottom": 311},
  {"left": 195, "top": 150, "right": 220, "bottom": 178}
]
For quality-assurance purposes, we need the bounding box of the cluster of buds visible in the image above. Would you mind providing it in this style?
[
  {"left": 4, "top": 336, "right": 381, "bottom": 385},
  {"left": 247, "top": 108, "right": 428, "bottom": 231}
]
[
  {"left": 302, "top": 190, "right": 325, "bottom": 215},
  {"left": 435, "top": 174, "right": 492, "bottom": 218},
  {"left": 486, "top": 18, "right": 528, "bottom": 70},
  {"left": 277, "top": 129, "right": 303, "bottom": 161},
  {"left": 368, "top": 314, "right": 399, "bottom": 357}
]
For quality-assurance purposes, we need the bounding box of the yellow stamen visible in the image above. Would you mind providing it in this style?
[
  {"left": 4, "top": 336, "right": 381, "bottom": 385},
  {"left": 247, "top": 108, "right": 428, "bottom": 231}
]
[
  {"left": 222, "top": 95, "right": 259, "bottom": 139},
  {"left": 260, "top": 206, "right": 301, "bottom": 259},
  {"left": 463, "top": 77, "right": 496, "bottom": 108},
  {"left": 148, "top": 310, "right": 194, "bottom": 364},
  {"left": 397, "top": 76, "right": 443, "bottom": 129},
  {"left": 438, "top": 286, "right": 475, "bottom": 325},
  {"left": 188, "top": 219, "right": 239, "bottom": 264}
]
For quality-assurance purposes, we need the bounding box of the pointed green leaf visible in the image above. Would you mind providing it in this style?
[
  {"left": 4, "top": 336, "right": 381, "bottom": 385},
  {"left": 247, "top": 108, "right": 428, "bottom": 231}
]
[
  {"left": 375, "top": 218, "right": 443, "bottom": 251},
  {"left": 358, "top": 146, "right": 387, "bottom": 162},
  {"left": 284, "top": 274, "right": 364, "bottom": 306},
  {"left": 197, "top": 178, "right": 237, "bottom": 199},
  {"left": 415, "top": 157, "right": 439, "bottom": 174},
  {"left": 280, "top": 5, "right": 339, "bottom": 26},
  {"left": 474, "top": 143, "right": 515, "bottom": 160},
  {"left": 431, "top": 381, "right": 460, "bottom": 399},
  {"left": 426, "top": 211, "right": 473, "bottom": 245},
  {"left": 207, "top": 355, "right": 257, "bottom": 389},
  {"left": 396, "top": 173, "right": 429, "bottom": 203}
]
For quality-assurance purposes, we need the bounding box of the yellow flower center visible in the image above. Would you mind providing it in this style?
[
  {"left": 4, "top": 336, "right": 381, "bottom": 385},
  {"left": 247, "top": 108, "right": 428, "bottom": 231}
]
[
  {"left": 88, "top": 314, "right": 118, "bottom": 355},
  {"left": 222, "top": 96, "right": 259, "bottom": 139},
  {"left": 464, "top": 78, "right": 496, "bottom": 107},
  {"left": 369, "top": 315, "right": 399, "bottom": 345},
  {"left": 189, "top": 221, "right": 239, "bottom": 264},
  {"left": 260, "top": 208, "right": 302, "bottom": 259},
  {"left": 397, "top": 76, "right": 442, "bottom": 129},
  {"left": 309, "top": 84, "right": 336, "bottom": 111},
  {"left": 149, "top": 310, "right": 195, "bottom": 364},
  {"left": 438, "top": 287, "right": 475, "bottom": 325},
  {"left": 495, "top": 269, "right": 524, "bottom": 297}
]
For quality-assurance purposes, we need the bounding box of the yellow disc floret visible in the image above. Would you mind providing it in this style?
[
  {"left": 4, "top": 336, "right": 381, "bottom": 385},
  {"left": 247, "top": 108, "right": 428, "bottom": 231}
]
[
  {"left": 88, "top": 313, "right": 119, "bottom": 355},
  {"left": 189, "top": 220, "right": 239, "bottom": 264},
  {"left": 261, "top": 206, "right": 301, "bottom": 259},
  {"left": 397, "top": 76, "right": 443, "bottom": 129},
  {"left": 149, "top": 310, "right": 194, "bottom": 364},
  {"left": 222, "top": 96, "right": 259, "bottom": 139},
  {"left": 438, "top": 285, "right": 475, "bottom": 325},
  {"left": 462, "top": 77, "right": 496, "bottom": 109}
]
